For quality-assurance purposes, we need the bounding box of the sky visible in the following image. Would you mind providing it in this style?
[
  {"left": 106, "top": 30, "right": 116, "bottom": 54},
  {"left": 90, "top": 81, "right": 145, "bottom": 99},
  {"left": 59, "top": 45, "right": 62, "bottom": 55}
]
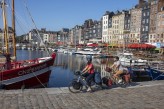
[{"left": 1, "top": 0, "right": 138, "bottom": 35}]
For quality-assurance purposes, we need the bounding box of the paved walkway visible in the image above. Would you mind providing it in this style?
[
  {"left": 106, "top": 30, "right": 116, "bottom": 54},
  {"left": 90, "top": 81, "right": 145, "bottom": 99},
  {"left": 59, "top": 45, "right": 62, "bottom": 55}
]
[{"left": 0, "top": 80, "right": 164, "bottom": 109}]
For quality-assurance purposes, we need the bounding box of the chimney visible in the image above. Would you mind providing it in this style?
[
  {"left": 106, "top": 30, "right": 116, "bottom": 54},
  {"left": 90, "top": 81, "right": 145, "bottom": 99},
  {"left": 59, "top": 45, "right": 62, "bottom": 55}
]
[
  {"left": 148, "top": 0, "right": 151, "bottom": 3},
  {"left": 139, "top": 0, "right": 142, "bottom": 4},
  {"left": 139, "top": 0, "right": 145, "bottom": 8}
]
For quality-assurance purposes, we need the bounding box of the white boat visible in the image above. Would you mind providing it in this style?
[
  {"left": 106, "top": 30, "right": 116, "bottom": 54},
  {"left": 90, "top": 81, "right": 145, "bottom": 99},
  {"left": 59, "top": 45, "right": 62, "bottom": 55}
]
[
  {"left": 21, "top": 45, "right": 27, "bottom": 50},
  {"left": 118, "top": 52, "right": 147, "bottom": 66},
  {"left": 40, "top": 47, "right": 45, "bottom": 51},
  {"left": 57, "top": 48, "right": 65, "bottom": 53},
  {"left": 27, "top": 47, "right": 31, "bottom": 50},
  {"left": 74, "top": 47, "right": 101, "bottom": 55}
]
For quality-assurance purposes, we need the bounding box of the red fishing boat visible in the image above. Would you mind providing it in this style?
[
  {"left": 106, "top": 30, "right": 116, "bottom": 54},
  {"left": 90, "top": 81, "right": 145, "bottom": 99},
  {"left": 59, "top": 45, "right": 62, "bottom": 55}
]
[
  {"left": 0, "top": 0, "right": 56, "bottom": 89},
  {"left": 0, "top": 54, "right": 56, "bottom": 89}
]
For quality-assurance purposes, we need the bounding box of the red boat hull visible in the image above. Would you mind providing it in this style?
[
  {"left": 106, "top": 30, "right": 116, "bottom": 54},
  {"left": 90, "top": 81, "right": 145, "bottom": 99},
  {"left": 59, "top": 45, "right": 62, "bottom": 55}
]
[
  {"left": 0, "top": 54, "right": 56, "bottom": 90},
  {"left": 4, "top": 70, "right": 51, "bottom": 89}
]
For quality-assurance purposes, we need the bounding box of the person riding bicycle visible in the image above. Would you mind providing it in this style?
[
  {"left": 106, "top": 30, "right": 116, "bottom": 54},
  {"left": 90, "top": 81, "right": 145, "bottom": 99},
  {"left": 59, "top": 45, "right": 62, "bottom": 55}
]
[
  {"left": 110, "top": 56, "right": 128, "bottom": 83},
  {"left": 82, "top": 55, "right": 95, "bottom": 92}
]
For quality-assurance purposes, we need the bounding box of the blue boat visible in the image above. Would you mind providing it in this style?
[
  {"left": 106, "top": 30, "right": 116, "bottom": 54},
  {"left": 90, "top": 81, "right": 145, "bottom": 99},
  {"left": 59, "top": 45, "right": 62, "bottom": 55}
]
[
  {"left": 145, "top": 67, "right": 164, "bottom": 80},
  {"left": 127, "top": 66, "right": 151, "bottom": 82}
]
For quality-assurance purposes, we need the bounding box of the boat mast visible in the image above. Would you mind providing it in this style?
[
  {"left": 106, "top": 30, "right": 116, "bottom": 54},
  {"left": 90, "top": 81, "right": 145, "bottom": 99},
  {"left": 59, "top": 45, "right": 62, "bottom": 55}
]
[
  {"left": 12, "top": 0, "right": 16, "bottom": 58},
  {"left": 2, "top": 0, "right": 9, "bottom": 54}
]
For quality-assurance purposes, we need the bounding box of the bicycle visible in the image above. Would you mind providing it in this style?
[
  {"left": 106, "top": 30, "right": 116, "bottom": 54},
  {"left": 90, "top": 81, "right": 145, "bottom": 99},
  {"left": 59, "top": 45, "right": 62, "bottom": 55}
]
[
  {"left": 104, "top": 67, "right": 131, "bottom": 88},
  {"left": 68, "top": 71, "right": 102, "bottom": 93}
]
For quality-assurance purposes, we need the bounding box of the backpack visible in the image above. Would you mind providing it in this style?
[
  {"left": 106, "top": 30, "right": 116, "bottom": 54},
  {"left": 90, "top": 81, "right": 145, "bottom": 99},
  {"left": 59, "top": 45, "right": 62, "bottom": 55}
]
[{"left": 94, "top": 72, "right": 102, "bottom": 84}]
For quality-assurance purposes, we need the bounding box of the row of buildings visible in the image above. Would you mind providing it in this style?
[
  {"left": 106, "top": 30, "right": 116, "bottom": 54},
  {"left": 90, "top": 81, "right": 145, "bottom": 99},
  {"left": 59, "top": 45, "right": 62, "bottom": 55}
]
[
  {"left": 1, "top": 0, "right": 164, "bottom": 47},
  {"left": 101, "top": 0, "right": 164, "bottom": 46}
]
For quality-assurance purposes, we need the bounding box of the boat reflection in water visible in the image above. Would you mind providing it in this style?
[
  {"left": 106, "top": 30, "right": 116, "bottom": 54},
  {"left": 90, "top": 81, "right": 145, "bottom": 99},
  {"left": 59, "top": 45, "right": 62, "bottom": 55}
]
[{"left": 49, "top": 53, "right": 114, "bottom": 87}]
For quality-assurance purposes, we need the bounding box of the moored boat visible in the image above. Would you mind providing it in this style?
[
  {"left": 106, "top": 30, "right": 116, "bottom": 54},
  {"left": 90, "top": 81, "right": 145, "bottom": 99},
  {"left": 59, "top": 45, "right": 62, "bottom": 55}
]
[
  {"left": 0, "top": 0, "right": 56, "bottom": 89},
  {"left": 0, "top": 54, "right": 56, "bottom": 89},
  {"left": 118, "top": 52, "right": 147, "bottom": 66},
  {"left": 145, "top": 67, "right": 164, "bottom": 80}
]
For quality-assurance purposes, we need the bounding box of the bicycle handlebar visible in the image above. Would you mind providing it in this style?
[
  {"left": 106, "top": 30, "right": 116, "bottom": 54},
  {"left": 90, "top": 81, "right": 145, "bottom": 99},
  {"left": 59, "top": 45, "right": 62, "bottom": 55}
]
[{"left": 74, "top": 71, "right": 82, "bottom": 76}]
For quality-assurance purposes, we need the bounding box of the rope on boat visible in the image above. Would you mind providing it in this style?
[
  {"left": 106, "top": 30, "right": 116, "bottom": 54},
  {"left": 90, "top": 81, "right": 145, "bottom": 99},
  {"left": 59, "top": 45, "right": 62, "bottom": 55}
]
[
  {"left": 23, "top": 0, "right": 50, "bottom": 57},
  {"left": 23, "top": 0, "right": 54, "bottom": 92},
  {"left": 0, "top": 1, "right": 51, "bottom": 91},
  {"left": 31, "top": 70, "right": 47, "bottom": 88},
  {"left": 6, "top": 0, "right": 39, "bottom": 40},
  {"left": 22, "top": 66, "right": 48, "bottom": 90},
  {"left": 0, "top": 64, "right": 5, "bottom": 87}
]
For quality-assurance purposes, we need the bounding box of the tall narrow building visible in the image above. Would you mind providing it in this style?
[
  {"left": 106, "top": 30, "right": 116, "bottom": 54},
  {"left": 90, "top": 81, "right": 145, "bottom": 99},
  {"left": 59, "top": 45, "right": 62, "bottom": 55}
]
[
  {"left": 130, "top": 5, "right": 142, "bottom": 43},
  {"left": 141, "top": 1, "right": 150, "bottom": 43},
  {"left": 156, "top": 0, "right": 164, "bottom": 43},
  {"left": 102, "top": 11, "right": 114, "bottom": 43},
  {"left": 149, "top": 0, "right": 158, "bottom": 43},
  {"left": 111, "top": 10, "right": 130, "bottom": 46}
]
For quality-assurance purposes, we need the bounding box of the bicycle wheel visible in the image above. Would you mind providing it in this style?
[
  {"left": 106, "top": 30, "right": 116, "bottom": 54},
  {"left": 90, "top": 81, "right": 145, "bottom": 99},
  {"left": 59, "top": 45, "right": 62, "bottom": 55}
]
[
  {"left": 118, "top": 80, "right": 128, "bottom": 88},
  {"left": 68, "top": 79, "right": 83, "bottom": 93}
]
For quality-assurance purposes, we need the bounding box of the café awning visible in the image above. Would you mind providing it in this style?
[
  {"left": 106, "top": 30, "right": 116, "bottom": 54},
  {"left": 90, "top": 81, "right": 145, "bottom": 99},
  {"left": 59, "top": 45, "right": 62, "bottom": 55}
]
[{"left": 128, "top": 43, "right": 156, "bottom": 49}]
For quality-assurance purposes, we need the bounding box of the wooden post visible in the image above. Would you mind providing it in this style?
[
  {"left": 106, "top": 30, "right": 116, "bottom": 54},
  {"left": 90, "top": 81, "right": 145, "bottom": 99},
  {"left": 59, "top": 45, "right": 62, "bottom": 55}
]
[
  {"left": 12, "top": 0, "right": 16, "bottom": 59},
  {"left": 2, "top": 0, "right": 9, "bottom": 54}
]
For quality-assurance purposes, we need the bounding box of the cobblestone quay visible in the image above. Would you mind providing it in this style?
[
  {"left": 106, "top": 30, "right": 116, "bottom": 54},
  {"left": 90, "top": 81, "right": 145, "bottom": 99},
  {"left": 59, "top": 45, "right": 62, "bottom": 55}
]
[{"left": 0, "top": 80, "right": 164, "bottom": 109}]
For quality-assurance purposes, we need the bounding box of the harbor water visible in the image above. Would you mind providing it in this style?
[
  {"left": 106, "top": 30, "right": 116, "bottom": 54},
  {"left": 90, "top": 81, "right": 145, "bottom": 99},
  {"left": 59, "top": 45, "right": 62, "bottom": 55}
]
[{"left": 16, "top": 50, "right": 114, "bottom": 88}]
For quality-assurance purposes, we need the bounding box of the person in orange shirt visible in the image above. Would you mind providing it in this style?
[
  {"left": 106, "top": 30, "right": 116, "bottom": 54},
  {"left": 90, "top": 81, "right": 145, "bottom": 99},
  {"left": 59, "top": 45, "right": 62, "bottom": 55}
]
[{"left": 82, "top": 55, "right": 95, "bottom": 92}]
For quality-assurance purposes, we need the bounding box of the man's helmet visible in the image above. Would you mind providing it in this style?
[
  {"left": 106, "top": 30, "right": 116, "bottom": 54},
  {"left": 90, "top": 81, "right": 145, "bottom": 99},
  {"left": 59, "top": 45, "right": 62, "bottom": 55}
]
[{"left": 115, "top": 56, "right": 119, "bottom": 60}]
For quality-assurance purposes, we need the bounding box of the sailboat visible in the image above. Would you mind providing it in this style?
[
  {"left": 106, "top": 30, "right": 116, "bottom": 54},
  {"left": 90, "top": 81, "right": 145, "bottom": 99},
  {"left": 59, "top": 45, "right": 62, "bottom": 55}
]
[{"left": 0, "top": 0, "right": 56, "bottom": 89}]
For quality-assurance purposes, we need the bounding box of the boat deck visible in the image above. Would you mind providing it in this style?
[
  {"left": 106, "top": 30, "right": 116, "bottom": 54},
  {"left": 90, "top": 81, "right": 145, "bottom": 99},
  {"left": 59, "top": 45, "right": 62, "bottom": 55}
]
[{"left": 0, "top": 57, "right": 51, "bottom": 71}]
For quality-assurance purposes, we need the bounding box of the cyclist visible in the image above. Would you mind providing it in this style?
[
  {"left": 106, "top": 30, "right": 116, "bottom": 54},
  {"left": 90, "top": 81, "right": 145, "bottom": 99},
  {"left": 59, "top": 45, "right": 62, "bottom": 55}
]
[
  {"left": 110, "top": 56, "right": 128, "bottom": 83},
  {"left": 82, "top": 55, "right": 95, "bottom": 92}
]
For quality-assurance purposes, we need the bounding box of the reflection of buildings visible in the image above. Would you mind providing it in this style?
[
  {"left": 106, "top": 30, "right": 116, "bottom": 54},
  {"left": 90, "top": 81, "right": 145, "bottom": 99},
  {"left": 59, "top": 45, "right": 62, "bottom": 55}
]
[
  {"left": 55, "top": 54, "right": 115, "bottom": 78},
  {"left": 100, "top": 58, "right": 114, "bottom": 78},
  {"left": 101, "top": 64, "right": 110, "bottom": 78}
]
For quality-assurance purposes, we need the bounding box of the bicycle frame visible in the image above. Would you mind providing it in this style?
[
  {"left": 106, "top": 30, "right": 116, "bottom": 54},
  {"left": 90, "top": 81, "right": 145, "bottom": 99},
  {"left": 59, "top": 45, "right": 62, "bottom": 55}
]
[
  {"left": 76, "top": 75, "right": 88, "bottom": 87},
  {"left": 107, "top": 69, "right": 128, "bottom": 85}
]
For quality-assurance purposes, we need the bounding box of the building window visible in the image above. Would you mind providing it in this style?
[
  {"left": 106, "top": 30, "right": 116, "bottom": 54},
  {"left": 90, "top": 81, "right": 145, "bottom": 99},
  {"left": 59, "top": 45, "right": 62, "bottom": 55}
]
[
  {"left": 161, "top": 34, "right": 163, "bottom": 38},
  {"left": 161, "top": 7, "right": 164, "bottom": 11},
  {"left": 154, "top": 36, "right": 155, "bottom": 38},
  {"left": 125, "top": 25, "right": 127, "bottom": 29},
  {"left": 143, "top": 19, "right": 145, "bottom": 24},
  {"left": 142, "top": 27, "right": 145, "bottom": 31},
  {"left": 128, "top": 19, "right": 130, "bottom": 23},
  {"left": 162, "top": 21, "right": 164, "bottom": 25},
  {"left": 145, "top": 26, "right": 148, "bottom": 31},
  {"left": 162, "top": 14, "right": 164, "bottom": 18}
]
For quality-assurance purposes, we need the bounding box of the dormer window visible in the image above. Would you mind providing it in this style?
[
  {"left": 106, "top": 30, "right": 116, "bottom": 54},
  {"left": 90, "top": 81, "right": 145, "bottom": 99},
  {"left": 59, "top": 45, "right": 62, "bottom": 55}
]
[{"left": 161, "top": 7, "right": 164, "bottom": 11}]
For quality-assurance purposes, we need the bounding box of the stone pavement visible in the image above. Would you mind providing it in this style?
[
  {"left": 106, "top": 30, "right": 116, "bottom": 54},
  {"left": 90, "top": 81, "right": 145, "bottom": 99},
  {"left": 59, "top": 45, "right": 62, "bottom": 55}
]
[{"left": 0, "top": 80, "right": 164, "bottom": 109}]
